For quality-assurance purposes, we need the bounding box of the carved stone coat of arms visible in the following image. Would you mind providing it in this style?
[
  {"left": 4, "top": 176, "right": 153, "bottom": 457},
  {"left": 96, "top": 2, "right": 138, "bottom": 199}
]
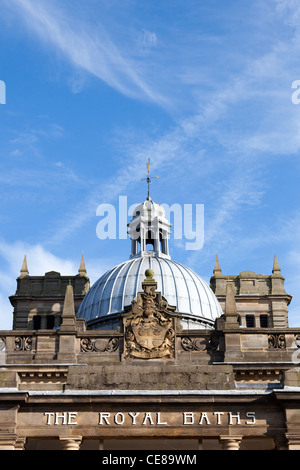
[{"left": 123, "top": 269, "right": 176, "bottom": 360}]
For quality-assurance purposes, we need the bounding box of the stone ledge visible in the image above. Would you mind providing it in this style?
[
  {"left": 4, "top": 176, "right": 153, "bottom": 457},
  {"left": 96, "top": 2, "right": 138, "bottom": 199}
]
[{"left": 65, "top": 364, "right": 235, "bottom": 391}]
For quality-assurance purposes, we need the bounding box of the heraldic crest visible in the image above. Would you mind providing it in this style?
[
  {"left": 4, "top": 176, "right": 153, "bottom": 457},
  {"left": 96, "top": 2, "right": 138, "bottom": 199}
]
[{"left": 123, "top": 269, "right": 176, "bottom": 359}]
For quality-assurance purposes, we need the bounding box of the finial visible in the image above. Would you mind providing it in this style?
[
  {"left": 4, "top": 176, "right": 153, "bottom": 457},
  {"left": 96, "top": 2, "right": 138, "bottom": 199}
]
[
  {"left": 20, "top": 255, "right": 29, "bottom": 278},
  {"left": 145, "top": 269, "right": 155, "bottom": 281},
  {"left": 213, "top": 254, "right": 222, "bottom": 275},
  {"left": 142, "top": 269, "right": 157, "bottom": 287},
  {"left": 78, "top": 253, "right": 87, "bottom": 276},
  {"left": 272, "top": 254, "right": 281, "bottom": 274},
  {"left": 140, "top": 158, "right": 159, "bottom": 200}
]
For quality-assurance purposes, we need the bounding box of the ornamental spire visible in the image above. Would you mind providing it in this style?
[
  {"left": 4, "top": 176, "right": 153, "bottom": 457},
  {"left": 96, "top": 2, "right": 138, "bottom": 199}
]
[
  {"left": 78, "top": 253, "right": 87, "bottom": 276},
  {"left": 20, "top": 255, "right": 29, "bottom": 278},
  {"left": 140, "top": 158, "right": 159, "bottom": 200},
  {"left": 272, "top": 254, "right": 281, "bottom": 275},
  {"left": 213, "top": 254, "right": 222, "bottom": 276}
]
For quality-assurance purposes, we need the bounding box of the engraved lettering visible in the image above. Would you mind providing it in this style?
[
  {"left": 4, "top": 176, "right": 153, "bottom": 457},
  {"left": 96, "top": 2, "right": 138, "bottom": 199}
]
[
  {"left": 44, "top": 412, "right": 78, "bottom": 426},
  {"left": 114, "top": 413, "right": 125, "bottom": 425},
  {"left": 55, "top": 412, "right": 67, "bottom": 425},
  {"left": 99, "top": 412, "right": 111, "bottom": 425},
  {"left": 42, "top": 410, "right": 257, "bottom": 427},
  {"left": 67, "top": 412, "right": 78, "bottom": 425},
  {"left": 128, "top": 412, "right": 140, "bottom": 425},
  {"left": 246, "top": 412, "right": 256, "bottom": 425},
  {"left": 199, "top": 412, "right": 210, "bottom": 425},
  {"left": 183, "top": 412, "right": 194, "bottom": 425},
  {"left": 229, "top": 412, "right": 241, "bottom": 425},
  {"left": 44, "top": 412, "right": 54, "bottom": 425},
  {"left": 142, "top": 412, "right": 155, "bottom": 426},
  {"left": 156, "top": 412, "right": 167, "bottom": 425},
  {"left": 213, "top": 412, "right": 224, "bottom": 425}
]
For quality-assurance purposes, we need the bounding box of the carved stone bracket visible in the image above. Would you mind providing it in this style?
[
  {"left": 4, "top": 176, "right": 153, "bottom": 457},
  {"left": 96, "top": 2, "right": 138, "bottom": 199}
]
[{"left": 80, "top": 337, "right": 119, "bottom": 353}]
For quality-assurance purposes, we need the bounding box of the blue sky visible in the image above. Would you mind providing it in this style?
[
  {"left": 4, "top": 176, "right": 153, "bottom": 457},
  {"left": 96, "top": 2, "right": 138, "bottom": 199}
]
[{"left": 0, "top": 0, "right": 300, "bottom": 329}]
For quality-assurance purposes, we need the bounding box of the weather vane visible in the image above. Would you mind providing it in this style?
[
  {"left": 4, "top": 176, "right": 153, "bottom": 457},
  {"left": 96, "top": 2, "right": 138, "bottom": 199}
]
[{"left": 141, "top": 158, "right": 159, "bottom": 200}]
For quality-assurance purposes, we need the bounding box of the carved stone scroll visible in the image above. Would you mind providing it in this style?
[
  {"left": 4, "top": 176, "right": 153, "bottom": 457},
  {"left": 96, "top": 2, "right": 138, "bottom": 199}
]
[
  {"left": 181, "top": 336, "right": 219, "bottom": 352},
  {"left": 268, "top": 334, "right": 286, "bottom": 349},
  {"left": 80, "top": 337, "right": 119, "bottom": 353},
  {"left": 14, "top": 337, "right": 32, "bottom": 351}
]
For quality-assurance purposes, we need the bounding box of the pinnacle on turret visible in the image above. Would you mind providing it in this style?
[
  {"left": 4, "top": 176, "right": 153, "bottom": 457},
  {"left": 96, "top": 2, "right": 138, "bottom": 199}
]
[
  {"left": 272, "top": 254, "right": 281, "bottom": 275},
  {"left": 78, "top": 253, "right": 87, "bottom": 276},
  {"left": 20, "top": 255, "right": 29, "bottom": 278},
  {"left": 213, "top": 254, "right": 222, "bottom": 276}
]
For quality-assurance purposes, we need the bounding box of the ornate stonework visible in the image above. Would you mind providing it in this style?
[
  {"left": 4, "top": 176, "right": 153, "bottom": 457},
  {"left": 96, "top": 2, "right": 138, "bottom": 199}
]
[{"left": 123, "top": 270, "right": 176, "bottom": 360}]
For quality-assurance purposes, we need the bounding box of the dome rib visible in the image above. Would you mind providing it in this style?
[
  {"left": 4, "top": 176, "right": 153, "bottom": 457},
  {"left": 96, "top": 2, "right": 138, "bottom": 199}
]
[
  {"left": 154, "top": 255, "right": 164, "bottom": 296},
  {"left": 121, "top": 259, "right": 136, "bottom": 311},
  {"left": 176, "top": 261, "right": 204, "bottom": 318},
  {"left": 95, "top": 262, "right": 125, "bottom": 319},
  {"left": 109, "top": 260, "right": 130, "bottom": 314},
  {"left": 134, "top": 257, "right": 144, "bottom": 299},
  {"left": 164, "top": 258, "right": 190, "bottom": 313}
]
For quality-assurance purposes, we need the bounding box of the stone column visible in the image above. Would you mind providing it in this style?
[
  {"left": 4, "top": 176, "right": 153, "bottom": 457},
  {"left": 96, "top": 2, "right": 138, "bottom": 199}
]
[
  {"left": 99, "top": 439, "right": 104, "bottom": 450},
  {"left": 198, "top": 439, "right": 203, "bottom": 450},
  {"left": 60, "top": 437, "right": 82, "bottom": 451},
  {"left": 219, "top": 436, "right": 243, "bottom": 450}
]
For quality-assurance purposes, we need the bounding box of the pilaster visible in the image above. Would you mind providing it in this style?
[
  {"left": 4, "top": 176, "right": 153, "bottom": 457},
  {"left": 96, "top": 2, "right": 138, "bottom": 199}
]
[
  {"left": 57, "top": 284, "right": 78, "bottom": 362},
  {"left": 286, "top": 434, "right": 300, "bottom": 450}
]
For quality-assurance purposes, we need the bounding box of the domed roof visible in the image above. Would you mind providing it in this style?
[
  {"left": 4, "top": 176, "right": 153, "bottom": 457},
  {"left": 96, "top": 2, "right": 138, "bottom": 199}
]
[
  {"left": 132, "top": 198, "right": 166, "bottom": 219},
  {"left": 78, "top": 192, "right": 223, "bottom": 330},
  {"left": 77, "top": 255, "right": 223, "bottom": 330}
]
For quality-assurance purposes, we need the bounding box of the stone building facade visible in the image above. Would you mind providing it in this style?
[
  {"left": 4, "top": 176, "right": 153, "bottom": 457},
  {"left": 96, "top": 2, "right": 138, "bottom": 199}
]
[{"left": 0, "top": 198, "right": 300, "bottom": 451}]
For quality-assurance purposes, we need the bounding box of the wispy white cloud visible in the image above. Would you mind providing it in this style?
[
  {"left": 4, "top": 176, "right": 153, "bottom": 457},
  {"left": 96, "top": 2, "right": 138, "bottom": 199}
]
[
  {"left": 139, "top": 30, "right": 158, "bottom": 48},
  {"left": 4, "top": 0, "right": 167, "bottom": 107},
  {"left": 0, "top": 240, "right": 77, "bottom": 278}
]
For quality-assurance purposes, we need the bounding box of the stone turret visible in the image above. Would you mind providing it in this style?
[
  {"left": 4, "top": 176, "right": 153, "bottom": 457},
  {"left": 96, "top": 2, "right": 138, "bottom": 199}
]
[
  {"left": 9, "top": 255, "right": 90, "bottom": 330},
  {"left": 210, "top": 255, "right": 292, "bottom": 329}
]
